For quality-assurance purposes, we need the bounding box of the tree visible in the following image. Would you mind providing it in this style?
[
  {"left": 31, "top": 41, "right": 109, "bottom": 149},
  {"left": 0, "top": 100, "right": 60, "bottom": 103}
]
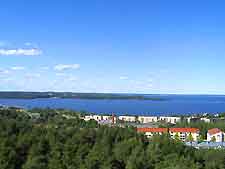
[
  {"left": 197, "top": 135, "right": 204, "bottom": 143},
  {"left": 22, "top": 138, "right": 50, "bottom": 169},
  {"left": 174, "top": 133, "right": 180, "bottom": 142},
  {"left": 186, "top": 133, "right": 194, "bottom": 142},
  {"left": 211, "top": 136, "right": 216, "bottom": 142}
]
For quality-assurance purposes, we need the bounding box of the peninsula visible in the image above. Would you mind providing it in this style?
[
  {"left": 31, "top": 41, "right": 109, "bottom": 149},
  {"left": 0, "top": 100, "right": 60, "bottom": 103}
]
[{"left": 0, "top": 91, "right": 166, "bottom": 101}]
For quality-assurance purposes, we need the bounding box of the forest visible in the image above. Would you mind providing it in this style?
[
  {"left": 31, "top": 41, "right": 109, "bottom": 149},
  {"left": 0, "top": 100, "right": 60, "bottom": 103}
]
[
  {"left": 0, "top": 108, "right": 224, "bottom": 169},
  {"left": 0, "top": 91, "right": 165, "bottom": 100}
]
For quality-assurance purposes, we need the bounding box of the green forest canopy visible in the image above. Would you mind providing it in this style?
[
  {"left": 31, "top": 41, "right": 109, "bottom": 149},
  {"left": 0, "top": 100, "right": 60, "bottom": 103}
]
[{"left": 0, "top": 108, "right": 224, "bottom": 169}]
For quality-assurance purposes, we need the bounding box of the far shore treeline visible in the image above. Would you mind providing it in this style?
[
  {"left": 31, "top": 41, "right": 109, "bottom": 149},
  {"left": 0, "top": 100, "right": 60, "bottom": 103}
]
[{"left": 0, "top": 91, "right": 166, "bottom": 100}]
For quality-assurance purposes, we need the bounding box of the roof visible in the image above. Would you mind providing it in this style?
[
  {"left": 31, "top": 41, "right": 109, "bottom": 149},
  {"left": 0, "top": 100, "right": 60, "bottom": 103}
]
[
  {"left": 197, "top": 142, "right": 225, "bottom": 148},
  {"left": 185, "top": 142, "right": 225, "bottom": 149},
  {"left": 208, "top": 128, "right": 222, "bottom": 135},
  {"left": 137, "top": 128, "right": 168, "bottom": 133},
  {"left": 169, "top": 128, "right": 199, "bottom": 133}
]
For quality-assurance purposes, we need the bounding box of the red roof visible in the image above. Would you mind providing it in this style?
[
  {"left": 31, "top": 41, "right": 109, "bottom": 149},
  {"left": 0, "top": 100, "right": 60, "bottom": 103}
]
[
  {"left": 137, "top": 128, "right": 168, "bottom": 133},
  {"left": 208, "top": 128, "right": 222, "bottom": 135},
  {"left": 169, "top": 128, "right": 199, "bottom": 133}
]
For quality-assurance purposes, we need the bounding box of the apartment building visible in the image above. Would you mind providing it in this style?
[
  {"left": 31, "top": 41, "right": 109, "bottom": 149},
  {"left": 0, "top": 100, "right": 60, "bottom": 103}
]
[
  {"left": 118, "top": 115, "right": 136, "bottom": 122},
  {"left": 159, "top": 116, "right": 181, "bottom": 124},
  {"left": 137, "top": 116, "right": 158, "bottom": 123},
  {"left": 137, "top": 127, "right": 200, "bottom": 141},
  {"left": 169, "top": 128, "right": 200, "bottom": 142},
  {"left": 137, "top": 128, "right": 168, "bottom": 138},
  {"left": 83, "top": 115, "right": 116, "bottom": 123}
]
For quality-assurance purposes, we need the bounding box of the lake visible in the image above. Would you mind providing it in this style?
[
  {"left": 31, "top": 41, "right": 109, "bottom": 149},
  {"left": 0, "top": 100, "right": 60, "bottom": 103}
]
[{"left": 1, "top": 95, "right": 225, "bottom": 115}]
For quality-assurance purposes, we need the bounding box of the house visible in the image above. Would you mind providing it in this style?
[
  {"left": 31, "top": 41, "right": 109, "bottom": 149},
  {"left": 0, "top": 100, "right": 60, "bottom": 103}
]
[
  {"left": 137, "top": 116, "right": 158, "bottom": 123},
  {"left": 118, "top": 115, "right": 136, "bottom": 122},
  {"left": 137, "top": 128, "right": 168, "bottom": 138},
  {"left": 169, "top": 128, "right": 200, "bottom": 142},
  {"left": 159, "top": 116, "right": 181, "bottom": 124},
  {"left": 207, "top": 128, "right": 224, "bottom": 142}
]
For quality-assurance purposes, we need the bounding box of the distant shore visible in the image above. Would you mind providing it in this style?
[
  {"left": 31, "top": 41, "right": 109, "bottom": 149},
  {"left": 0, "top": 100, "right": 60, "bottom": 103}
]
[{"left": 0, "top": 91, "right": 166, "bottom": 101}]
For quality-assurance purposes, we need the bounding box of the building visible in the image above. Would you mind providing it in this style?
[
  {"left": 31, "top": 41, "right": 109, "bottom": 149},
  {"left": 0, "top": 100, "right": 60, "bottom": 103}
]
[
  {"left": 169, "top": 128, "right": 200, "bottom": 142},
  {"left": 137, "top": 128, "right": 168, "bottom": 138},
  {"left": 185, "top": 117, "right": 201, "bottom": 123},
  {"left": 186, "top": 142, "right": 225, "bottom": 149},
  {"left": 159, "top": 116, "right": 181, "bottom": 124},
  {"left": 83, "top": 115, "right": 116, "bottom": 123},
  {"left": 83, "top": 115, "right": 101, "bottom": 121},
  {"left": 137, "top": 116, "right": 158, "bottom": 123},
  {"left": 207, "top": 128, "right": 224, "bottom": 142},
  {"left": 118, "top": 115, "right": 136, "bottom": 122},
  {"left": 200, "top": 117, "right": 210, "bottom": 123},
  {"left": 210, "top": 118, "right": 225, "bottom": 123},
  {"left": 185, "top": 116, "right": 212, "bottom": 123},
  {"left": 137, "top": 127, "right": 200, "bottom": 141}
]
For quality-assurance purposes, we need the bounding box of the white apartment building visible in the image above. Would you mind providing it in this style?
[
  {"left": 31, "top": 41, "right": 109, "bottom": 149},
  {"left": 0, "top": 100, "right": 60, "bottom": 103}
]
[
  {"left": 137, "top": 116, "right": 158, "bottom": 123},
  {"left": 83, "top": 115, "right": 101, "bottom": 121},
  {"left": 207, "top": 128, "right": 224, "bottom": 142},
  {"left": 200, "top": 118, "right": 210, "bottom": 123},
  {"left": 118, "top": 115, "right": 136, "bottom": 122},
  {"left": 159, "top": 116, "right": 181, "bottom": 124},
  {"left": 83, "top": 115, "right": 116, "bottom": 123}
]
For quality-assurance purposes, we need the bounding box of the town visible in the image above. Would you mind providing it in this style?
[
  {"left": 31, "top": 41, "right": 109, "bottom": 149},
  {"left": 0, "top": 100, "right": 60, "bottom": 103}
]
[
  {"left": 1, "top": 106, "right": 225, "bottom": 149},
  {"left": 82, "top": 113, "right": 225, "bottom": 149}
]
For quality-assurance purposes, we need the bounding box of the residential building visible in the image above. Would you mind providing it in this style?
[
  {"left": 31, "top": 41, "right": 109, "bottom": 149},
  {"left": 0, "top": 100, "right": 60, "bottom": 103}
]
[
  {"left": 207, "top": 128, "right": 224, "bottom": 142},
  {"left": 83, "top": 115, "right": 116, "bottom": 124},
  {"left": 83, "top": 115, "right": 101, "bottom": 121},
  {"left": 118, "top": 115, "right": 136, "bottom": 122},
  {"left": 159, "top": 116, "right": 181, "bottom": 124},
  {"left": 169, "top": 128, "right": 200, "bottom": 142},
  {"left": 200, "top": 117, "right": 210, "bottom": 123},
  {"left": 137, "top": 116, "right": 158, "bottom": 123},
  {"left": 186, "top": 142, "right": 225, "bottom": 149},
  {"left": 185, "top": 117, "right": 202, "bottom": 123},
  {"left": 137, "top": 128, "right": 168, "bottom": 138}
]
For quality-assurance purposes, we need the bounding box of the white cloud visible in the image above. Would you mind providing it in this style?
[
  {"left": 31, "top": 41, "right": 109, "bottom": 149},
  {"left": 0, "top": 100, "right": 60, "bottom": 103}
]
[
  {"left": 0, "top": 48, "right": 42, "bottom": 56},
  {"left": 11, "top": 66, "right": 25, "bottom": 70},
  {"left": 0, "top": 69, "right": 10, "bottom": 74},
  {"left": 54, "top": 64, "right": 80, "bottom": 71},
  {"left": 119, "top": 76, "right": 129, "bottom": 80},
  {"left": 25, "top": 73, "right": 41, "bottom": 79}
]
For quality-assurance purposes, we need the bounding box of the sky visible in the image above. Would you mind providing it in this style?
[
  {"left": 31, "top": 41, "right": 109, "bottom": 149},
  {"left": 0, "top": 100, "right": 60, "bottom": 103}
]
[{"left": 1, "top": 0, "right": 225, "bottom": 94}]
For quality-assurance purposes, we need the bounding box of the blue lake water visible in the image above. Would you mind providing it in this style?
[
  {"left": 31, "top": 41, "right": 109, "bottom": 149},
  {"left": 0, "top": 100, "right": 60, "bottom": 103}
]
[{"left": 1, "top": 95, "right": 225, "bottom": 115}]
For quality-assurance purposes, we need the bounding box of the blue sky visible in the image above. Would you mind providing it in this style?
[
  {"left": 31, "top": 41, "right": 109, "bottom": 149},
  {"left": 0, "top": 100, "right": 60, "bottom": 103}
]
[{"left": 1, "top": 0, "right": 225, "bottom": 94}]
